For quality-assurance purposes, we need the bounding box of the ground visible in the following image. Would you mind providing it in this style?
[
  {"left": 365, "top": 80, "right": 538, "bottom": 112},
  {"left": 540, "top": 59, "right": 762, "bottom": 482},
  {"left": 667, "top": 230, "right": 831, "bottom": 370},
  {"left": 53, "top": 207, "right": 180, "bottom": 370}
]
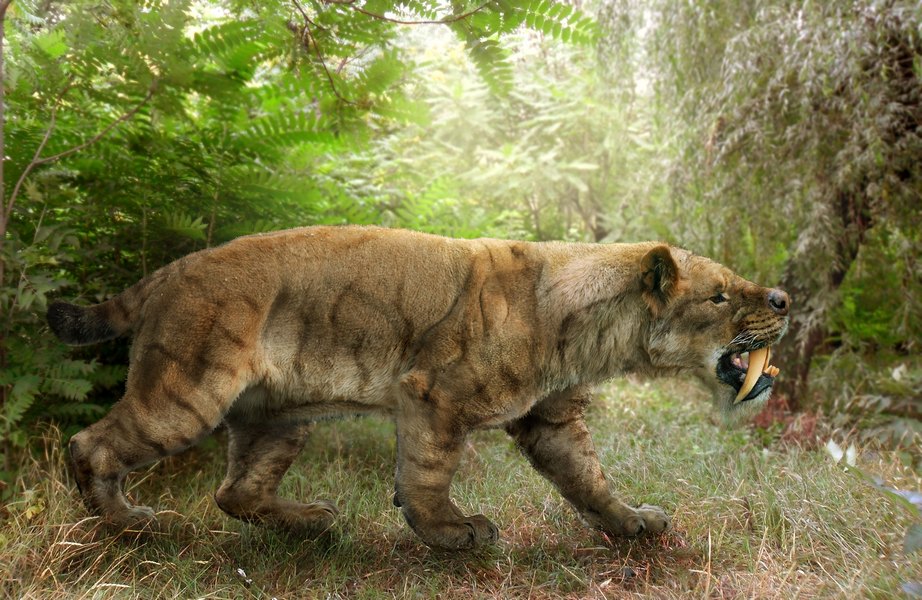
[{"left": 1, "top": 379, "right": 919, "bottom": 599}]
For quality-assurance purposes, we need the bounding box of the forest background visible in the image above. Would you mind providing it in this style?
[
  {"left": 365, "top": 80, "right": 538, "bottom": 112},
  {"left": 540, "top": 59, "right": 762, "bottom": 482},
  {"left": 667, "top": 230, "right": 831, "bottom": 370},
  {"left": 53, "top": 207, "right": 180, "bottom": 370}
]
[{"left": 0, "top": 0, "right": 920, "bottom": 597}]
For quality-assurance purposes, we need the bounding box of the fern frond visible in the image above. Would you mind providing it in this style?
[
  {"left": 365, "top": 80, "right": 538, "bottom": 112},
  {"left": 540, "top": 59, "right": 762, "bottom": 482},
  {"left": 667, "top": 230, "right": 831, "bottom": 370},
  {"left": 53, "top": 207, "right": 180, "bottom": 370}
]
[
  {"left": 391, "top": 0, "right": 442, "bottom": 21},
  {"left": 43, "top": 402, "right": 107, "bottom": 420},
  {"left": 41, "top": 377, "right": 93, "bottom": 401},
  {"left": 5, "top": 376, "right": 41, "bottom": 426},
  {"left": 466, "top": 39, "right": 513, "bottom": 95},
  {"left": 519, "top": 0, "right": 599, "bottom": 46},
  {"left": 193, "top": 18, "right": 291, "bottom": 77},
  {"left": 215, "top": 219, "right": 279, "bottom": 241},
  {"left": 232, "top": 111, "right": 335, "bottom": 157},
  {"left": 43, "top": 359, "right": 96, "bottom": 380},
  {"left": 192, "top": 20, "right": 262, "bottom": 59},
  {"left": 89, "top": 365, "right": 128, "bottom": 389},
  {"left": 226, "top": 165, "right": 313, "bottom": 199},
  {"left": 161, "top": 212, "right": 207, "bottom": 241}
]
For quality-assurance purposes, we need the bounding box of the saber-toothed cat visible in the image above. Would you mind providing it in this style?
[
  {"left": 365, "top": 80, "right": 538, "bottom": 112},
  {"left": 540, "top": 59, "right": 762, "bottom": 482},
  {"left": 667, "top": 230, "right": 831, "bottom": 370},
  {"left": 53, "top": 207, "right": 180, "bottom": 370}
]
[{"left": 48, "top": 226, "right": 789, "bottom": 550}]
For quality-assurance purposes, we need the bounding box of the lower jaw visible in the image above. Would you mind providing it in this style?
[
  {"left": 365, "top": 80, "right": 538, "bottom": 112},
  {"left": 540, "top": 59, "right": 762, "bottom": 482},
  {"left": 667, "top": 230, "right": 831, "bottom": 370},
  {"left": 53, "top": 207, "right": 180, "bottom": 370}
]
[
  {"left": 716, "top": 353, "right": 778, "bottom": 404},
  {"left": 736, "top": 374, "right": 774, "bottom": 404}
]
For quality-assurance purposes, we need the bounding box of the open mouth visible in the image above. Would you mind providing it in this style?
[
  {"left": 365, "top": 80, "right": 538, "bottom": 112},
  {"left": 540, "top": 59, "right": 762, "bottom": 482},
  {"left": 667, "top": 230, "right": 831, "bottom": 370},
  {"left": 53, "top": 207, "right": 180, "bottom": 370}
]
[{"left": 716, "top": 346, "right": 781, "bottom": 404}]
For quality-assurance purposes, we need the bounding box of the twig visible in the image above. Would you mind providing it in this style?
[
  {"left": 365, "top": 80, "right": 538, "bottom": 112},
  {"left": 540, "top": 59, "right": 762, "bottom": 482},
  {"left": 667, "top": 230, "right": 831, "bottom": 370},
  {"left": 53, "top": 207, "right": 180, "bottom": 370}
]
[
  {"left": 32, "top": 88, "right": 155, "bottom": 167},
  {"left": 4, "top": 87, "right": 155, "bottom": 229},
  {"left": 290, "top": 0, "right": 490, "bottom": 102},
  {"left": 345, "top": 1, "right": 492, "bottom": 26},
  {"left": 3, "top": 76, "right": 73, "bottom": 225},
  {"left": 336, "top": 44, "right": 374, "bottom": 74},
  {"left": 291, "top": 0, "right": 355, "bottom": 105},
  {"left": 4, "top": 108, "right": 58, "bottom": 219},
  {"left": 290, "top": 0, "right": 325, "bottom": 31}
]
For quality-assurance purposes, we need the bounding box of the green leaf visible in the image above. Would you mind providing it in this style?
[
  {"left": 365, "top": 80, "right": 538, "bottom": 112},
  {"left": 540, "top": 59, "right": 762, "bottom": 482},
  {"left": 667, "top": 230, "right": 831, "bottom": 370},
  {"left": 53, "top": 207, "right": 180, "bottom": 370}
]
[
  {"left": 34, "top": 30, "right": 67, "bottom": 59},
  {"left": 6, "top": 376, "right": 40, "bottom": 426},
  {"left": 162, "top": 212, "right": 207, "bottom": 241},
  {"left": 42, "top": 377, "right": 93, "bottom": 401}
]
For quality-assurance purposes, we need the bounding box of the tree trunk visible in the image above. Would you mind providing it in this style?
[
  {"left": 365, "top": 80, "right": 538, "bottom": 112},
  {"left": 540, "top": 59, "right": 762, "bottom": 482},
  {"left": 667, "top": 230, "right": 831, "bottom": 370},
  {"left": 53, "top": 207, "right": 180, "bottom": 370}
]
[
  {"left": 0, "top": 0, "right": 12, "bottom": 411},
  {"left": 0, "top": 0, "right": 11, "bottom": 289},
  {"left": 775, "top": 191, "right": 872, "bottom": 410}
]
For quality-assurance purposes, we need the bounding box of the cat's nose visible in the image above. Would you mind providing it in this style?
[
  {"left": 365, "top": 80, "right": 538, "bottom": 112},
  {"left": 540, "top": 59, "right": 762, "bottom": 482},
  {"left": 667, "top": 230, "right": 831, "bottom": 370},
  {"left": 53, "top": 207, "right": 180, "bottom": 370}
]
[{"left": 768, "top": 289, "right": 790, "bottom": 316}]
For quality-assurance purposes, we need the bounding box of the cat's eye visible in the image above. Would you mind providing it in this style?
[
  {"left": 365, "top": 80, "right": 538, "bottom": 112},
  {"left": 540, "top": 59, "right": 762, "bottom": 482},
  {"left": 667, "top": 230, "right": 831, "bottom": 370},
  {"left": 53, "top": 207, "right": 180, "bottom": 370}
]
[{"left": 710, "top": 292, "right": 729, "bottom": 305}]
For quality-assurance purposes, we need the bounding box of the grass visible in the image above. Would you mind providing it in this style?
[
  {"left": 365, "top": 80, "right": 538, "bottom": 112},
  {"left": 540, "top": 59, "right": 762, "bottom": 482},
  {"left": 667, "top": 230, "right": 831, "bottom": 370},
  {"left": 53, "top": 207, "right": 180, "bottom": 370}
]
[{"left": 1, "top": 379, "right": 920, "bottom": 599}]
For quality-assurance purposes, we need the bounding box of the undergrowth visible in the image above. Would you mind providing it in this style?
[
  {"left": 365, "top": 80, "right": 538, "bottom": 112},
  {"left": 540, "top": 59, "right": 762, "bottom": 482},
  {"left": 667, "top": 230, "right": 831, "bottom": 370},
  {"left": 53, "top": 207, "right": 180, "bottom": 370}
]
[{"left": 1, "top": 380, "right": 919, "bottom": 599}]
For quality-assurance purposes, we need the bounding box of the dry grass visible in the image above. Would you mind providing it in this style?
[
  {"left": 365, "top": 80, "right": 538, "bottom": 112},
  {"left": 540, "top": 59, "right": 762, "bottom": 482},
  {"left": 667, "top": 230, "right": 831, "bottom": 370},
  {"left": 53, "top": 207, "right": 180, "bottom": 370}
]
[{"left": 1, "top": 380, "right": 919, "bottom": 599}]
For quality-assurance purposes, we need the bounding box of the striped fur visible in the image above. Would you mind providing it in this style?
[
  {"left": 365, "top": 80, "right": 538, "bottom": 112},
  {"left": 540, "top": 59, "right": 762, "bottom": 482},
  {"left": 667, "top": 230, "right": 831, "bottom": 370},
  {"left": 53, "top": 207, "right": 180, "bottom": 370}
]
[{"left": 50, "top": 225, "right": 788, "bottom": 549}]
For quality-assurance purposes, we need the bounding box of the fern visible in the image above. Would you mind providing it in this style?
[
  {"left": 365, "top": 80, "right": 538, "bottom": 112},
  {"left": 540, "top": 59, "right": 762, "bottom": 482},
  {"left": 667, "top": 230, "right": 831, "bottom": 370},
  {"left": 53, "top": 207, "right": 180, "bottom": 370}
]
[
  {"left": 356, "top": 50, "right": 404, "bottom": 96},
  {"left": 1, "top": 231, "right": 119, "bottom": 463},
  {"left": 192, "top": 20, "right": 264, "bottom": 60},
  {"left": 42, "top": 402, "right": 107, "bottom": 420},
  {"left": 33, "top": 29, "right": 67, "bottom": 59},
  {"left": 90, "top": 365, "right": 128, "bottom": 389},
  {"left": 444, "top": 1, "right": 599, "bottom": 95},
  {"left": 41, "top": 377, "right": 94, "bottom": 402},
  {"left": 3, "top": 376, "right": 40, "bottom": 427},
  {"left": 465, "top": 38, "right": 514, "bottom": 95},
  {"left": 215, "top": 219, "right": 280, "bottom": 241},
  {"left": 234, "top": 111, "right": 333, "bottom": 156},
  {"left": 40, "top": 360, "right": 96, "bottom": 400},
  {"left": 393, "top": 0, "right": 442, "bottom": 21},
  {"left": 162, "top": 212, "right": 207, "bottom": 241},
  {"left": 44, "top": 359, "right": 96, "bottom": 379},
  {"left": 0, "top": 0, "right": 606, "bottom": 477},
  {"left": 226, "top": 165, "right": 313, "bottom": 199},
  {"left": 519, "top": 0, "right": 599, "bottom": 46}
]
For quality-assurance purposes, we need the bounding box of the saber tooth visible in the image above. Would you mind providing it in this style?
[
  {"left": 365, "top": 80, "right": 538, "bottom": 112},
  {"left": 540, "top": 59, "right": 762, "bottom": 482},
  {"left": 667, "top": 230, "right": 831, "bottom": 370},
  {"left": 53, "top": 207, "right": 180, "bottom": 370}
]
[{"left": 734, "top": 346, "right": 770, "bottom": 403}]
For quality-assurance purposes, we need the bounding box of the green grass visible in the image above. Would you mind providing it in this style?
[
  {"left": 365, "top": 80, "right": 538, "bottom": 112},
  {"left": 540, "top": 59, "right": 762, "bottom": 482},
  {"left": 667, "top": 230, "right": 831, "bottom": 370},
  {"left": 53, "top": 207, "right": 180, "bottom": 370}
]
[{"left": 2, "top": 380, "right": 920, "bottom": 599}]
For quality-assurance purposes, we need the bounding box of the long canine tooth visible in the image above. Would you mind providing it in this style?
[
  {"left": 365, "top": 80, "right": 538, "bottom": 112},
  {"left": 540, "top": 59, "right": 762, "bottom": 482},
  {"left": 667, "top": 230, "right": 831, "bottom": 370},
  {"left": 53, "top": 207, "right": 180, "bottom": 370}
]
[{"left": 735, "top": 346, "right": 770, "bottom": 403}]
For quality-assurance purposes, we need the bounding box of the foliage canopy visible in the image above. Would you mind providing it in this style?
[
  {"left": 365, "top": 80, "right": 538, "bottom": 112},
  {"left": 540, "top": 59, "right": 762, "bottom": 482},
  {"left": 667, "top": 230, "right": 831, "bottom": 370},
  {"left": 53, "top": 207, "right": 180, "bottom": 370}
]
[{"left": 1, "top": 0, "right": 920, "bottom": 479}]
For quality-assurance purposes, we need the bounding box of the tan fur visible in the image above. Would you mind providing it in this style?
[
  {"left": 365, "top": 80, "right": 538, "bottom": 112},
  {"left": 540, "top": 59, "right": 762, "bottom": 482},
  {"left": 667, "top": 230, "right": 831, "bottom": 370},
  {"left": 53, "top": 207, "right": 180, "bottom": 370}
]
[{"left": 49, "top": 225, "right": 789, "bottom": 549}]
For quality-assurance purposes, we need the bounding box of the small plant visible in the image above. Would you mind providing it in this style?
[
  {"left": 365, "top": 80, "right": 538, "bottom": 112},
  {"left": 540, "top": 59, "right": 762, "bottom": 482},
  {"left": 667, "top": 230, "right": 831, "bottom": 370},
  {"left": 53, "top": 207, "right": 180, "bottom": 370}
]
[{"left": 0, "top": 224, "right": 122, "bottom": 493}]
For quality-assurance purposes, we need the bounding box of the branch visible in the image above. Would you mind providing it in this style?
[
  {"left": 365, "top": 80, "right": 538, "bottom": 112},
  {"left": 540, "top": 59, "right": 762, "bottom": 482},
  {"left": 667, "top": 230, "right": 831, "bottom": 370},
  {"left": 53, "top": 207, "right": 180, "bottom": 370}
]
[
  {"left": 343, "top": 1, "right": 492, "bottom": 26},
  {"left": 33, "top": 87, "right": 154, "bottom": 167},
  {"left": 3, "top": 77, "right": 77, "bottom": 229},
  {"left": 290, "top": 0, "right": 491, "bottom": 103},
  {"left": 291, "top": 0, "right": 355, "bottom": 105},
  {"left": 3, "top": 86, "right": 155, "bottom": 229},
  {"left": 336, "top": 44, "right": 374, "bottom": 75},
  {"left": 4, "top": 107, "right": 58, "bottom": 221},
  {"left": 290, "top": 0, "right": 325, "bottom": 31}
]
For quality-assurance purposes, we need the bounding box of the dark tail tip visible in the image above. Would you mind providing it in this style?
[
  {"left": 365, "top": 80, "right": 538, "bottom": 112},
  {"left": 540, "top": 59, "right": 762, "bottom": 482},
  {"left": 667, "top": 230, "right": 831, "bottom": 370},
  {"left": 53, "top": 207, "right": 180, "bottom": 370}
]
[
  {"left": 47, "top": 301, "right": 116, "bottom": 345},
  {"left": 48, "top": 301, "right": 88, "bottom": 344}
]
